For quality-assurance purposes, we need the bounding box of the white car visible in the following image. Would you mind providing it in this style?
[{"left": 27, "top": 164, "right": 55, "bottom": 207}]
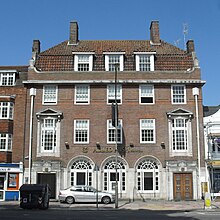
[{"left": 59, "top": 185, "right": 115, "bottom": 204}]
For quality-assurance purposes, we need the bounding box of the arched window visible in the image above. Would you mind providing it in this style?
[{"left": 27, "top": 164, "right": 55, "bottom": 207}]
[
  {"left": 103, "top": 158, "right": 126, "bottom": 193},
  {"left": 70, "top": 158, "right": 93, "bottom": 186},
  {"left": 136, "top": 158, "right": 160, "bottom": 192}
]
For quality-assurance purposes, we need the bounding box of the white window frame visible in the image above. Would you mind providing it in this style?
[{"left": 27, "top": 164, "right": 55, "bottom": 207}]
[
  {"left": 139, "top": 85, "right": 154, "bottom": 104},
  {"left": 0, "top": 102, "right": 14, "bottom": 119},
  {"left": 171, "top": 85, "right": 186, "bottom": 104},
  {"left": 107, "top": 119, "right": 122, "bottom": 144},
  {"left": 0, "top": 72, "right": 16, "bottom": 86},
  {"left": 134, "top": 52, "right": 155, "bottom": 71},
  {"left": 168, "top": 115, "right": 192, "bottom": 157},
  {"left": 171, "top": 117, "right": 188, "bottom": 152},
  {"left": 74, "top": 120, "right": 89, "bottom": 144},
  {"left": 40, "top": 118, "right": 57, "bottom": 153},
  {"left": 103, "top": 158, "right": 126, "bottom": 193},
  {"left": 107, "top": 84, "right": 122, "bottom": 104},
  {"left": 140, "top": 119, "right": 156, "bottom": 143},
  {"left": 36, "top": 110, "right": 62, "bottom": 157},
  {"left": 70, "top": 159, "right": 93, "bottom": 186},
  {"left": 74, "top": 85, "right": 90, "bottom": 104},
  {"left": 0, "top": 133, "right": 12, "bottom": 151},
  {"left": 104, "top": 53, "right": 124, "bottom": 71},
  {"left": 74, "top": 53, "right": 93, "bottom": 71},
  {"left": 43, "top": 85, "right": 58, "bottom": 105},
  {"left": 136, "top": 159, "right": 159, "bottom": 193}
]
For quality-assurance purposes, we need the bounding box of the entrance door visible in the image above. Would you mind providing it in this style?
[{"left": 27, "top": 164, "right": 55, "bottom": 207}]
[
  {"left": 37, "top": 173, "right": 56, "bottom": 199},
  {"left": 174, "top": 173, "right": 193, "bottom": 200},
  {"left": 0, "top": 176, "right": 5, "bottom": 200},
  {"left": 109, "top": 172, "right": 120, "bottom": 192},
  {"left": 76, "top": 172, "right": 86, "bottom": 185}
]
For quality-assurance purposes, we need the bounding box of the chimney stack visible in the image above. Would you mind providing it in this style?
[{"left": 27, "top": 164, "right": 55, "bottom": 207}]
[
  {"left": 150, "top": 21, "right": 160, "bottom": 44},
  {"left": 32, "top": 40, "right": 40, "bottom": 54},
  {"left": 69, "top": 21, "right": 79, "bottom": 45},
  {"left": 186, "top": 40, "right": 195, "bottom": 53}
]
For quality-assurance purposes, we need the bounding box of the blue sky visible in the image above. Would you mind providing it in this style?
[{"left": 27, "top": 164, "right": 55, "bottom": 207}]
[{"left": 0, "top": 0, "right": 219, "bottom": 106}]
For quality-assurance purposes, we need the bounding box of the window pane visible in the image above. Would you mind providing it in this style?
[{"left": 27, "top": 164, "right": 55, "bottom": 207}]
[
  {"left": 172, "top": 85, "right": 185, "bottom": 103},
  {"left": 140, "top": 85, "right": 154, "bottom": 104},
  {"left": 75, "top": 85, "right": 89, "bottom": 103},
  {"left": 141, "top": 119, "right": 155, "bottom": 143},
  {"left": 109, "top": 55, "right": 120, "bottom": 71},
  {"left": 144, "top": 172, "right": 153, "bottom": 190},
  {"left": 0, "top": 134, "right": 12, "bottom": 151},
  {"left": 0, "top": 102, "right": 14, "bottom": 119},
  {"left": 77, "top": 55, "right": 90, "bottom": 71},
  {"left": 172, "top": 118, "right": 187, "bottom": 151},
  {"left": 108, "top": 120, "right": 122, "bottom": 143},
  {"left": 0, "top": 73, "right": 15, "bottom": 86},
  {"left": 75, "top": 120, "right": 89, "bottom": 143},
  {"left": 43, "top": 85, "right": 57, "bottom": 103},
  {"left": 41, "top": 118, "right": 57, "bottom": 151},
  {"left": 107, "top": 84, "right": 121, "bottom": 104},
  {"left": 139, "top": 55, "right": 151, "bottom": 71}
]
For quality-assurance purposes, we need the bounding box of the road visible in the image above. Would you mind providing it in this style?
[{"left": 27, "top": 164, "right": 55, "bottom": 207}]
[{"left": 1, "top": 209, "right": 220, "bottom": 220}]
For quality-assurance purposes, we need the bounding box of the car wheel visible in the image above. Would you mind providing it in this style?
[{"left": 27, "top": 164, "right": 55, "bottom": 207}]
[
  {"left": 102, "top": 196, "right": 111, "bottom": 204},
  {"left": 66, "top": 196, "right": 75, "bottom": 204}
]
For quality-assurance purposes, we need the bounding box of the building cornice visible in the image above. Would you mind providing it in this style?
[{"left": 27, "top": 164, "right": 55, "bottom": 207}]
[{"left": 23, "top": 79, "right": 206, "bottom": 85}]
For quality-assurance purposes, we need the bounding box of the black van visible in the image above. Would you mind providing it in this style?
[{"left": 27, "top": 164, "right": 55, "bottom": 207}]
[{"left": 20, "top": 184, "right": 51, "bottom": 209}]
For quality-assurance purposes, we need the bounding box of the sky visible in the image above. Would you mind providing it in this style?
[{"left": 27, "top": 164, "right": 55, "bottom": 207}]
[{"left": 0, "top": 0, "right": 219, "bottom": 106}]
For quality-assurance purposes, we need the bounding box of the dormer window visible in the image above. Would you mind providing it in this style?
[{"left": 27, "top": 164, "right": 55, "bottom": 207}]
[
  {"left": 104, "top": 53, "right": 124, "bottom": 71},
  {"left": 0, "top": 72, "right": 16, "bottom": 86},
  {"left": 73, "top": 53, "right": 94, "bottom": 71},
  {"left": 134, "top": 52, "right": 155, "bottom": 71}
]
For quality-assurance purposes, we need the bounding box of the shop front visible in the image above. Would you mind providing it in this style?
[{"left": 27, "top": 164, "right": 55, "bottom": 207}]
[{"left": 0, "top": 163, "right": 23, "bottom": 201}]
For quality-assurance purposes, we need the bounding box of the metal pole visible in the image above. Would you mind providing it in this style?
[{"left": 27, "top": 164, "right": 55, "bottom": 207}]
[
  {"left": 28, "top": 88, "right": 36, "bottom": 184},
  {"left": 193, "top": 87, "right": 201, "bottom": 199},
  {"left": 96, "top": 164, "right": 99, "bottom": 209},
  {"left": 114, "top": 63, "right": 119, "bottom": 209}
]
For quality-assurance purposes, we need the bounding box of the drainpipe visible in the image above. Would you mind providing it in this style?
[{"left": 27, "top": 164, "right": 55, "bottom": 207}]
[
  {"left": 193, "top": 87, "right": 201, "bottom": 199},
  {"left": 28, "top": 88, "right": 36, "bottom": 184}
]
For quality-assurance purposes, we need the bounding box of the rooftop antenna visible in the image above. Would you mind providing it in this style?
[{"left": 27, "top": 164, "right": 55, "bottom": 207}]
[
  {"left": 183, "top": 23, "right": 188, "bottom": 50},
  {"left": 174, "top": 39, "right": 181, "bottom": 47}
]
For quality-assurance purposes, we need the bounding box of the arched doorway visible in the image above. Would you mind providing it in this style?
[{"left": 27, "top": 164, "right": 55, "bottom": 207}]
[
  {"left": 70, "top": 157, "right": 93, "bottom": 186},
  {"left": 136, "top": 157, "right": 160, "bottom": 193},
  {"left": 102, "top": 157, "right": 127, "bottom": 193}
]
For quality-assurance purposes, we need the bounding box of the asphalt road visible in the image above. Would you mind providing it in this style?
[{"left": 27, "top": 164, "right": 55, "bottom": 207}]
[{"left": 1, "top": 209, "right": 220, "bottom": 220}]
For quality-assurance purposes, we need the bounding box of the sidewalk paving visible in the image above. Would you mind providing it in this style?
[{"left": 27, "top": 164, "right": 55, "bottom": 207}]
[{"left": 1, "top": 199, "right": 220, "bottom": 211}]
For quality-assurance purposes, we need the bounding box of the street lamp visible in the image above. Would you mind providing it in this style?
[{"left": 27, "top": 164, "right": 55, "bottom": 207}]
[
  {"left": 113, "top": 63, "right": 119, "bottom": 208},
  {"left": 28, "top": 88, "right": 36, "bottom": 184},
  {"left": 193, "top": 87, "right": 201, "bottom": 199}
]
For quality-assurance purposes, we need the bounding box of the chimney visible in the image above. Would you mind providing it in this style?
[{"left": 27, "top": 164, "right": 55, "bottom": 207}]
[
  {"left": 186, "top": 40, "right": 195, "bottom": 53},
  {"left": 32, "top": 40, "right": 40, "bottom": 54},
  {"left": 69, "top": 21, "right": 79, "bottom": 45},
  {"left": 150, "top": 21, "right": 160, "bottom": 44}
]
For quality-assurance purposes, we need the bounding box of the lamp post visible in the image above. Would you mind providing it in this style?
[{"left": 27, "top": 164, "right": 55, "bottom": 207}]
[
  {"left": 193, "top": 87, "right": 201, "bottom": 199},
  {"left": 114, "top": 63, "right": 119, "bottom": 209},
  {"left": 28, "top": 88, "right": 36, "bottom": 184}
]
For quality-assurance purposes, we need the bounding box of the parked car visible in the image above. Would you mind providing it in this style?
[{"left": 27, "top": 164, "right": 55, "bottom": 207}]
[{"left": 59, "top": 185, "right": 115, "bottom": 204}]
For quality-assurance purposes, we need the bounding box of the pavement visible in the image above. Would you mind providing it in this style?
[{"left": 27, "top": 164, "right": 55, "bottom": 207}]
[{"left": 0, "top": 199, "right": 220, "bottom": 211}]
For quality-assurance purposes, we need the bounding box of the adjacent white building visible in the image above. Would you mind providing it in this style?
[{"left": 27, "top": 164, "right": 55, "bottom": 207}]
[{"left": 204, "top": 105, "right": 220, "bottom": 198}]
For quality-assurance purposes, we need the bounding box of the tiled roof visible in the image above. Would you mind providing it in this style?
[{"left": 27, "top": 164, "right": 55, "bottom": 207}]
[
  {"left": 35, "top": 40, "right": 193, "bottom": 72},
  {"left": 0, "top": 66, "right": 28, "bottom": 72}
]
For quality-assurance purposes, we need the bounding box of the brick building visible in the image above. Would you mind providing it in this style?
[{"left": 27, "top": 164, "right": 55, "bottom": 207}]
[
  {"left": 0, "top": 66, "right": 28, "bottom": 201},
  {"left": 23, "top": 21, "right": 205, "bottom": 200}
]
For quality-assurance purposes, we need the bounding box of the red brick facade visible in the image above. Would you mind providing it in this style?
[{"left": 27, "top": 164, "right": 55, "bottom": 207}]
[{"left": 1, "top": 21, "right": 205, "bottom": 201}]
